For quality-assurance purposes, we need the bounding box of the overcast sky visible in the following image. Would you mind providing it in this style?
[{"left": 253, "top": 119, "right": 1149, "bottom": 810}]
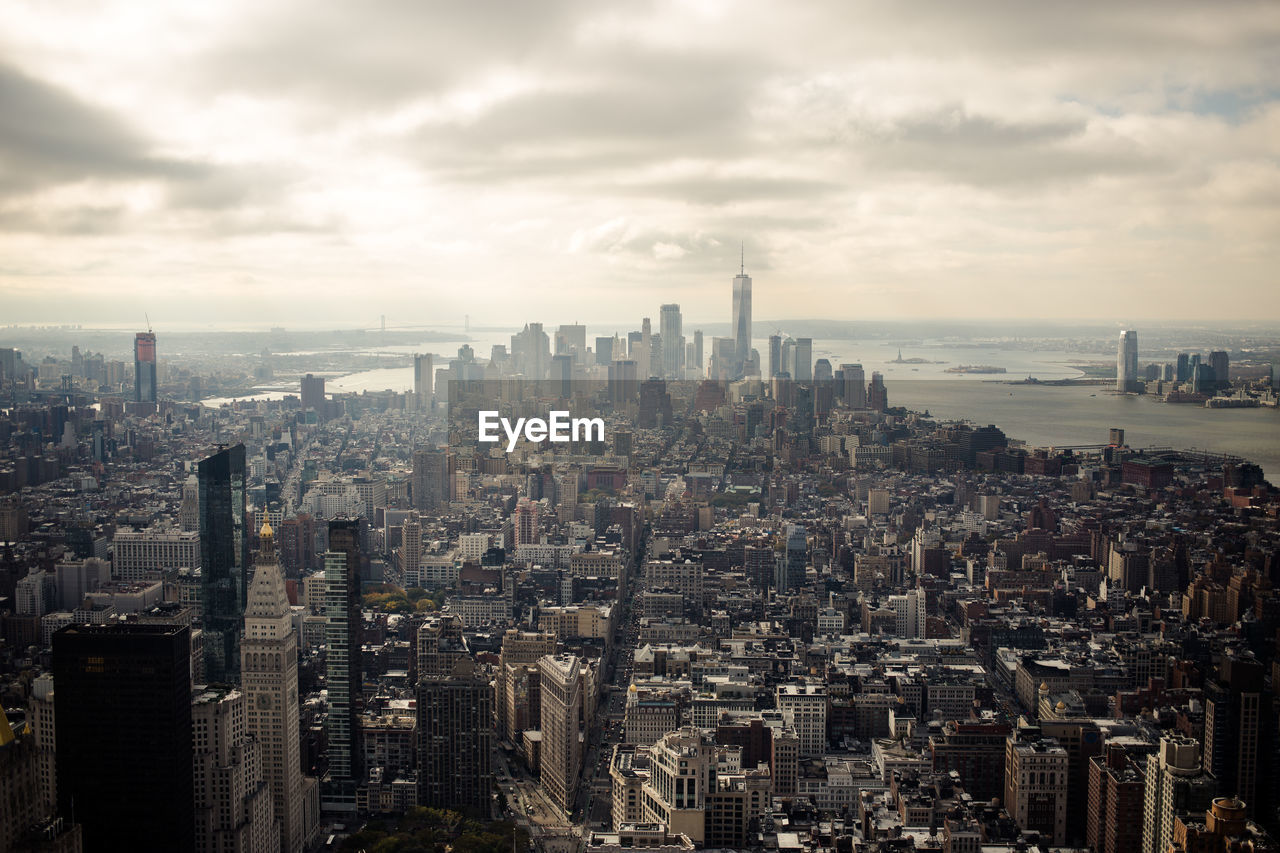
[{"left": 2, "top": 0, "right": 1278, "bottom": 329}]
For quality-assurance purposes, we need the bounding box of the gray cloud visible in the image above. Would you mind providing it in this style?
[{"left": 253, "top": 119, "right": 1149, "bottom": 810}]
[{"left": 0, "top": 62, "right": 200, "bottom": 195}]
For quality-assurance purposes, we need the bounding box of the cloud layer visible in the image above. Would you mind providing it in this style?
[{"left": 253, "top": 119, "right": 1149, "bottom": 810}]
[{"left": 2, "top": 0, "right": 1278, "bottom": 327}]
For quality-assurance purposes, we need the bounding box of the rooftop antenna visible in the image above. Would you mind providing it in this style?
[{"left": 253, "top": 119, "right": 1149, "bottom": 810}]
[
  {"left": 740, "top": 242, "right": 745, "bottom": 275},
  {"left": 145, "top": 312, "right": 152, "bottom": 333}
]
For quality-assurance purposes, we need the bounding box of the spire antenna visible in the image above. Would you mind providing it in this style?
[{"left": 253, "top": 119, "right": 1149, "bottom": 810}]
[{"left": 740, "top": 242, "right": 744, "bottom": 275}]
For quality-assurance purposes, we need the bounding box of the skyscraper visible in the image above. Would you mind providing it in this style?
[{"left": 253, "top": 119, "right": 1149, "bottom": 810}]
[
  {"left": 54, "top": 623, "right": 195, "bottom": 852},
  {"left": 192, "top": 686, "right": 278, "bottom": 853},
  {"left": 659, "top": 303, "right": 683, "bottom": 378},
  {"left": 691, "top": 329, "right": 703, "bottom": 378},
  {"left": 413, "top": 353, "right": 433, "bottom": 406},
  {"left": 639, "top": 317, "right": 652, "bottom": 378},
  {"left": 1117, "top": 330, "right": 1139, "bottom": 393},
  {"left": 842, "top": 364, "right": 866, "bottom": 408},
  {"left": 199, "top": 443, "right": 249, "bottom": 683},
  {"left": 300, "top": 373, "right": 325, "bottom": 414},
  {"left": 411, "top": 448, "right": 451, "bottom": 511},
  {"left": 418, "top": 656, "right": 494, "bottom": 810},
  {"left": 1142, "top": 735, "right": 1217, "bottom": 853},
  {"left": 538, "top": 654, "right": 582, "bottom": 814},
  {"left": 242, "top": 522, "right": 309, "bottom": 853},
  {"left": 325, "top": 519, "right": 363, "bottom": 785},
  {"left": 1202, "top": 654, "right": 1270, "bottom": 818},
  {"left": 793, "top": 337, "right": 813, "bottom": 382},
  {"left": 768, "top": 335, "right": 782, "bottom": 378},
  {"left": 1209, "top": 350, "right": 1230, "bottom": 389},
  {"left": 134, "top": 330, "right": 157, "bottom": 403},
  {"left": 731, "top": 256, "right": 752, "bottom": 379}
]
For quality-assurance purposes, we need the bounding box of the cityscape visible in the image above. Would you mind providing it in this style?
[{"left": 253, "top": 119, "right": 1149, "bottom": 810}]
[
  {"left": 1, "top": 262, "right": 1279, "bottom": 852},
  {"left": 3, "top": 2, "right": 1280, "bottom": 853}
]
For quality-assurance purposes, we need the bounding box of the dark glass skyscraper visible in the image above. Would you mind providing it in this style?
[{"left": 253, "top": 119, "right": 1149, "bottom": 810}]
[
  {"left": 134, "top": 330, "right": 156, "bottom": 403},
  {"left": 325, "top": 518, "right": 363, "bottom": 784},
  {"left": 53, "top": 623, "right": 194, "bottom": 852},
  {"left": 199, "top": 443, "right": 249, "bottom": 683}
]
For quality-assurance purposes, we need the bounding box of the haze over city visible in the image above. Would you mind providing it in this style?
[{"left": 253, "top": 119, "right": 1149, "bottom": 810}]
[{"left": 3, "top": 0, "right": 1280, "bottom": 326}]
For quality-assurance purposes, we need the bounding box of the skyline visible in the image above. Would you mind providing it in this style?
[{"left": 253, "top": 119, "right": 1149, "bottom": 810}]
[{"left": 2, "top": 1, "right": 1279, "bottom": 326}]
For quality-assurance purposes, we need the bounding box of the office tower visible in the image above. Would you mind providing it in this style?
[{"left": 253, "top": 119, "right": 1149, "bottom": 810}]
[
  {"left": 1203, "top": 654, "right": 1270, "bottom": 817},
  {"left": 776, "top": 524, "right": 807, "bottom": 593},
  {"left": 242, "top": 522, "right": 308, "bottom": 853},
  {"left": 400, "top": 513, "right": 422, "bottom": 588},
  {"left": 1116, "top": 330, "right": 1138, "bottom": 392},
  {"left": 1004, "top": 733, "right": 1068, "bottom": 846},
  {"left": 659, "top": 304, "right": 683, "bottom": 378},
  {"left": 413, "top": 353, "right": 433, "bottom": 405},
  {"left": 550, "top": 353, "right": 573, "bottom": 397},
  {"left": 325, "top": 520, "right": 363, "bottom": 784},
  {"left": 112, "top": 527, "right": 201, "bottom": 582},
  {"left": 777, "top": 681, "right": 827, "bottom": 756},
  {"left": 594, "top": 336, "right": 614, "bottom": 366},
  {"left": 709, "top": 337, "right": 736, "bottom": 381},
  {"left": 731, "top": 257, "right": 752, "bottom": 379},
  {"left": 192, "top": 686, "right": 277, "bottom": 853},
  {"left": 1209, "top": 350, "right": 1230, "bottom": 389},
  {"left": 418, "top": 656, "right": 494, "bottom": 810},
  {"left": 0, "top": 706, "right": 46, "bottom": 852},
  {"left": 199, "top": 443, "right": 249, "bottom": 683},
  {"left": 649, "top": 332, "right": 664, "bottom": 378},
  {"left": 841, "top": 364, "right": 866, "bottom": 408},
  {"left": 27, "top": 674, "right": 55, "bottom": 820},
  {"left": 1142, "top": 735, "right": 1217, "bottom": 853},
  {"left": 638, "top": 378, "right": 673, "bottom": 429},
  {"left": 1175, "top": 352, "right": 1190, "bottom": 382},
  {"left": 793, "top": 338, "right": 813, "bottom": 382},
  {"left": 54, "top": 623, "right": 194, "bottom": 852},
  {"left": 411, "top": 448, "right": 451, "bottom": 511},
  {"left": 497, "top": 630, "right": 558, "bottom": 742},
  {"left": 538, "top": 654, "right": 582, "bottom": 814},
  {"left": 888, "top": 588, "right": 926, "bottom": 638},
  {"left": 780, "top": 337, "right": 794, "bottom": 379},
  {"left": 134, "top": 330, "right": 157, "bottom": 403},
  {"left": 639, "top": 317, "right": 652, "bottom": 378},
  {"left": 300, "top": 373, "right": 325, "bottom": 414},
  {"left": 510, "top": 322, "right": 550, "bottom": 379},
  {"left": 867, "top": 371, "right": 888, "bottom": 411},
  {"left": 691, "top": 330, "right": 703, "bottom": 378},
  {"left": 514, "top": 498, "right": 540, "bottom": 546},
  {"left": 627, "top": 330, "right": 642, "bottom": 359},
  {"left": 768, "top": 335, "right": 782, "bottom": 378},
  {"left": 557, "top": 323, "right": 587, "bottom": 362},
  {"left": 608, "top": 359, "right": 639, "bottom": 406},
  {"left": 1086, "top": 742, "right": 1154, "bottom": 853}
]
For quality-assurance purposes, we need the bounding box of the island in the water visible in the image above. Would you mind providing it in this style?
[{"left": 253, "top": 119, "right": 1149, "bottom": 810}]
[{"left": 945, "top": 364, "right": 1008, "bottom": 374}]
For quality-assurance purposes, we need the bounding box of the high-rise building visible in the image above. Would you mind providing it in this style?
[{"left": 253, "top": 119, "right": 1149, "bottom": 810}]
[
  {"left": 54, "top": 623, "right": 195, "bottom": 852},
  {"left": 867, "top": 371, "right": 888, "bottom": 411},
  {"left": 1116, "top": 330, "right": 1139, "bottom": 393},
  {"left": 731, "top": 258, "right": 752, "bottom": 379},
  {"left": 793, "top": 338, "right": 813, "bottom": 382},
  {"left": 608, "top": 359, "right": 639, "bottom": 406},
  {"left": 691, "top": 330, "right": 703, "bottom": 378},
  {"left": 594, "top": 336, "right": 614, "bottom": 366},
  {"left": 27, "top": 674, "right": 56, "bottom": 820},
  {"left": 324, "top": 520, "right": 363, "bottom": 785},
  {"left": 418, "top": 656, "right": 494, "bottom": 810},
  {"left": 1175, "top": 352, "right": 1191, "bottom": 382},
  {"left": 300, "top": 373, "right": 325, "bottom": 414},
  {"left": 0, "top": 703, "right": 46, "bottom": 851},
  {"left": 411, "top": 448, "right": 451, "bottom": 511},
  {"left": 1203, "top": 653, "right": 1270, "bottom": 817},
  {"left": 557, "top": 323, "right": 587, "bottom": 363},
  {"left": 1086, "top": 741, "right": 1154, "bottom": 853},
  {"left": 413, "top": 353, "right": 433, "bottom": 405},
  {"left": 1141, "top": 735, "right": 1217, "bottom": 853},
  {"left": 538, "top": 654, "right": 583, "bottom": 814},
  {"left": 1004, "top": 732, "right": 1068, "bottom": 846},
  {"left": 768, "top": 335, "right": 782, "bottom": 378},
  {"left": 659, "top": 304, "right": 683, "bottom": 379},
  {"left": 192, "top": 686, "right": 278, "bottom": 853},
  {"left": 639, "top": 317, "right": 652, "bottom": 379},
  {"left": 1209, "top": 350, "right": 1230, "bottom": 389},
  {"left": 841, "top": 364, "right": 866, "bottom": 409},
  {"left": 776, "top": 524, "right": 807, "bottom": 593},
  {"left": 199, "top": 443, "right": 249, "bottom": 683},
  {"left": 134, "top": 330, "right": 157, "bottom": 403},
  {"left": 242, "top": 522, "right": 311, "bottom": 853}
]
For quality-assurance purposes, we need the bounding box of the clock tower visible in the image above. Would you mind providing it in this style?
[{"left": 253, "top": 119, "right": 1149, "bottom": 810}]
[{"left": 242, "top": 522, "right": 307, "bottom": 852}]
